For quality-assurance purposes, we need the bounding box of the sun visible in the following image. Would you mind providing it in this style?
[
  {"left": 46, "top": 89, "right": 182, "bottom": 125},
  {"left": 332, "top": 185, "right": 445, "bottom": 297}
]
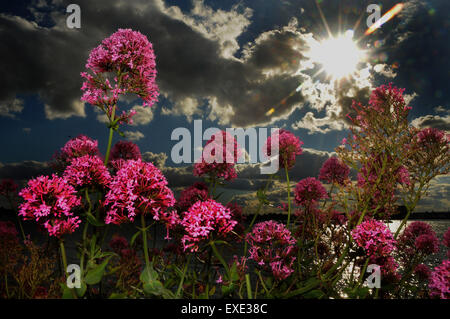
[{"left": 308, "top": 30, "right": 364, "bottom": 79}]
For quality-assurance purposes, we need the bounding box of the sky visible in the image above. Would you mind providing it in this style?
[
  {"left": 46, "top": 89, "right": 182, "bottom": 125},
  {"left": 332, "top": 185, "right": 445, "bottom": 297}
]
[{"left": 0, "top": 0, "right": 448, "bottom": 212}]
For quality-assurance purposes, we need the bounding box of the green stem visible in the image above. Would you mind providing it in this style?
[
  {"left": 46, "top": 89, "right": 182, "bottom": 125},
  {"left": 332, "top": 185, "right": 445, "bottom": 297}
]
[
  {"left": 176, "top": 255, "right": 192, "bottom": 298},
  {"left": 103, "top": 104, "right": 116, "bottom": 165},
  {"left": 210, "top": 241, "right": 231, "bottom": 280},
  {"left": 245, "top": 274, "right": 253, "bottom": 299},
  {"left": 60, "top": 240, "right": 78, "bottom": 299},
  {"left": 141, "top": 214, "right": 150, "bottom": 269}
]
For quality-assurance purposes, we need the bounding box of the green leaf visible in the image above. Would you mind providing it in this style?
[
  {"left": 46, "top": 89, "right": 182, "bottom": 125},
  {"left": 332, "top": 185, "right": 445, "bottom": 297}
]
[
  {"left": 303, "top": 289, "right": 325, "bottom": 299},
  {"left": 140, "top": 264, "right": 159, "bottom": 284},
  {"left": 143, "top": 280, "right": 164, "bottom": 296},
  {"left": 221, "top": 282, "right": 236, "bottom": 296},
  {"left": 230, "top": 263, "right": 239, "bottom": 282},
  {"left": 256, "top": 189, "right": 269, "bottom": 204},
  {"left": 130, "top": 230, "right": 141, "bottom": 246},
  {"left": 84, "top": 257, "right": 112, "bottom": 285},
  {"left": 109, "top": 293, "right": 127, "bottom": 299},
  {"left": 86, "top": 212, "right": 105, "bottom": 227},
  {"left": 75, "top": 280, "right": 87, "bottom": 297},
  {"left": 60, "top": 284, "right": 75, "bottom": 299}
]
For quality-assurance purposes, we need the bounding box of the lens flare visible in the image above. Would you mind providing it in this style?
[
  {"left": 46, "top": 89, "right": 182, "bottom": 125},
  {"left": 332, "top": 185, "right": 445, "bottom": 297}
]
[
  {"left": 308, "top": 30, "right": 364, "bottom": 79},
  {"left": 365, "top": 3, "right": 405, "bottom": 35}
]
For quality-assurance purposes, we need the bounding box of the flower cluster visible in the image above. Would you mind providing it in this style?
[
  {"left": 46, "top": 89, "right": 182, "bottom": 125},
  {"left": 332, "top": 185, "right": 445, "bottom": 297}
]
[
  {"left": 351, "top": 219, "right": 396, "bottom": 259},
  {"left": 52, "top": 135, "right": 99, "bottom": 170},
  {"left": 264, "top": 129, "right": 303, "bottom": 170},
  {"left": 416, "top": 127, "right": 448, "bottom": 146},
  {"left": 81, "top": 29, "right": 159, "bottom": 123},
  {"left": 180, "top": 199, "right": 237, "bottom": 252},
  {"left": 194, "top": 131, "right": 241, "bottom": 181},
  {"left": 110, "top": 141, "right": 142, "bottom": 162},
  {"left": 319, "top": 156, "right": 350, "bottom": 185},
  {"left": 368, "top": 83, "right": 410, "bottom": 113},
  {"left": 177, "top": 182, "right": 209, "bottom": 212},
  {"left": 63, "top": 155, "right": 111, "bottom": 189},
  {"left": 18, "top": 175, "right": 81, "bottom": 237},
  {"left": 294, "top": 177, "right": 328, "bottom": 207},
  {"left": 428, "top": 259, "right": 450, "bottom": 299},
  {"left": 414, "top": 264, "right": 431, "bottom": 281},
  {"left": 103, "top": 159, "right": 176, "bottom": 226},
  {"left": 246, "top": 221, "right": 296, "bottom": 281},
  {"left": 398, "top": 221, "right": 440, "bottom": 258}
]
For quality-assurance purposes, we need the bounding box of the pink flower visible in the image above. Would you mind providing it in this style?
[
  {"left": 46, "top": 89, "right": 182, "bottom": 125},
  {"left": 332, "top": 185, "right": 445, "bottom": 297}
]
[
  {"left": 18, "top": 175, "right": 82, "bottom": 237},
  {"left": 428, "top": 259, "right": 450, "bottom": 299},
  {"left": 52, "top": 135, "right": 99, "bottom": 170},
  {"left": 368, "top": 83, "right": 408, "bottom": 113},
  {"left": 396, "top": 165, "right": 411, "bottom": 186},
  {"left": 351, "top": 218, "right": 396, "bottom": 258},
  {"left": 246, "top": 220, "right": 296, "bottom": 281},
  {"left": 294, "top": 177, "right": 328, "bottom": 207},
  {"left": 416, "top": 127, "right": 446, "bottom": 146},
  {"left": 81, "top": 29, "right": 159, "bottom": 123},
  {"left": 177, "top": 182, "right": 209, "bottom": 212},
  {"left": 414, "top": 264, "right": 431, "bottom": 281},
  {"left": 194, "top": 131, "right": 241, "bottom": 181},
  {"left": 63, "top": 155, "right": 111, "bottom": 189},
  {"left": 415, "top": 233, "right": 439, "bottom": 254},
  {"left": 263, "top": 129, "right": 303, "bottom": 170},
  {"left": 110, "top": 141, "right": 142, "bottom": 162},
  {"left": 180, "top": 199, "right": 237, "bottom": 252},
  {"left": 103, "top": 159, "right": 176, "bottom": 228},
  {"left": 319, "top": 156, "right": 350, "bottom": 185},
  {"left": 109, "top": 234, "right": 129, "bottom": 254}
]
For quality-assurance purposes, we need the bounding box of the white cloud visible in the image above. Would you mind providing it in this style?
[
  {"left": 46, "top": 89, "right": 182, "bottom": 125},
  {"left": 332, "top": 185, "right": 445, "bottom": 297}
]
[
  {"left": 0, "top": 98, "right": 24, "bottom": 118},
  {"left": 124, "top": 130, "right": 145, "bottom": 141},
  {"left": 130, "top": 105, "right": 154, "bottom": 126}
]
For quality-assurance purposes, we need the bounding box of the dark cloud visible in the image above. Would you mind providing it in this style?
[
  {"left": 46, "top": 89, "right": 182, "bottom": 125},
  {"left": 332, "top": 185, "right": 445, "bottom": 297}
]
[
  {"left": 142, "top": 151, "right": 168, "bottom": 169},
  {"left": 0, "top": 0, "right": 310, "bottom": 126},
  {"left": 0, "top": 160, "right": 51, "bottom": 181},
  {"left": 411, "top": 114, "right": 450, "bottom": 132}
]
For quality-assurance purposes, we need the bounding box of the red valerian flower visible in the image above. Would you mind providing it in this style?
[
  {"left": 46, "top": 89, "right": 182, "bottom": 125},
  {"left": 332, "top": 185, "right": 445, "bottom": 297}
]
[
  {"left": 104, "top": 159, "right": 176, "bottom": 227},
  {"left": 351, "top": 218, "right": 396, "bottom": 259},
  {"left": 180, "top": 199, "right": 237, "bottom": 252},
  {"left": 428, "top": 259, "right": 450, "bottom": 299},
  {"left": 110, "top": 141, "right": 142, "bottom": 162},
  {"left": 52, "top": 135, "right": 100, "bottom": 170},
  {"left": 263, "top": 129, "right": 303, "bottom": 170},
  {"left": 63, "top": 155, "right": 111, "bottom": 189},
  {"left": 414, "top": 264, "right": 432, "bottom": 281},
  {"left": 319, "top": 156, "right": 350, "bottom": 185},
  {"left": 294, "top": 177, "right": 328, "bottom": 207},
  {"left": 177, "top": 182, "right": 209, "bottom": 212},
  {"left": 18, "top": 175, "right": 82, "bottom": 237},
  {"left": 246, "top": 220, "right": 297, "bottom": 281},
  {"left": 398, "top": 221, "right": 439, "bottom": 258},
  {"left": 194, "top": 130, "right": 241, "bottom": 181},
  {"left": 81, "top": 28, "right": 159, "bottom": 123}
]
